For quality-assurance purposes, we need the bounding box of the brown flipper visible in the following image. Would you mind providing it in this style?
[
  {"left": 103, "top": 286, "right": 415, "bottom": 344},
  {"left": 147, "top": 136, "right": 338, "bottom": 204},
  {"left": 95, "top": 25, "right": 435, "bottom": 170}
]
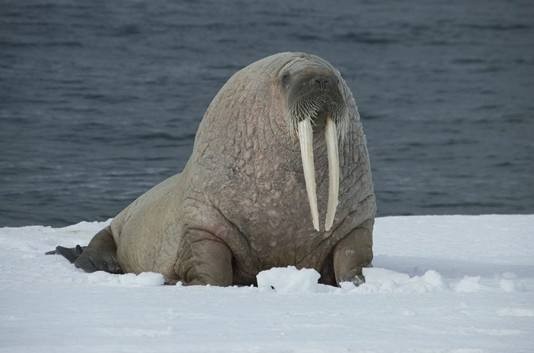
[
  {"left": 175, "top": 229, "right": 233, "bottom": 286},
  {"left": 46, "top": 226, "right": 122, "bottom": 274},
  {"left": 333, "top": 218, "right": 374, "bottom": 286},
  {"left": 46, "top": 245, "right": 86, "bottom": 263}
]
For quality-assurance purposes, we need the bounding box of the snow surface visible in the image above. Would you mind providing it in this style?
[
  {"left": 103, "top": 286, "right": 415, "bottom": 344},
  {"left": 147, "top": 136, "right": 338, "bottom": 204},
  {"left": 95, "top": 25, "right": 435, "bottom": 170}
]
[{"left": 1, "top": 215, "right": 533, "bottom": 353}]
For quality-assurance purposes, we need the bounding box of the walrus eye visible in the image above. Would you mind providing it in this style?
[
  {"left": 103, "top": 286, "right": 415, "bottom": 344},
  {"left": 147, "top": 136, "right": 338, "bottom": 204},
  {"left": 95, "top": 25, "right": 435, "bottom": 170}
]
[{"left": 281, "top": 72, "right": 291, "bottom": 87}]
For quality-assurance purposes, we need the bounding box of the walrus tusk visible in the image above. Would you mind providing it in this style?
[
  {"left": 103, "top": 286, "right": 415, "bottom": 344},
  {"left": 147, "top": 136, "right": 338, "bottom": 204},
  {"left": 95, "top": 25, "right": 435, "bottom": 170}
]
[
  {"left": 298, "top": 118, "right": 320, "bottom": 231},
  {"left": 324, "top": 116, "right": 339, "bottom": 231}
]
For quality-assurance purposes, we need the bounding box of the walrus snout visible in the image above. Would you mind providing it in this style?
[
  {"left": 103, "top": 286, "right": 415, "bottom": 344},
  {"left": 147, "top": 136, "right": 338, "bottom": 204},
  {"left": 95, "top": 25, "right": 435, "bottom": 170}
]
[
  {"left": 302, "top": 73, "right": 338, "bottom": 91},
  {"left": 288, "top": 71, "right": 342, "bottom": 106}
]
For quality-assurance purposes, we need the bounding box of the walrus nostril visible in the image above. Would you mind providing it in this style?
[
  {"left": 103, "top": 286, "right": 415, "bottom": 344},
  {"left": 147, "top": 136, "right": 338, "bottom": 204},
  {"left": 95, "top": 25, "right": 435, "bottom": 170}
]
[{"left": 314, "top": 78, "right": 329, "bottom": 90}]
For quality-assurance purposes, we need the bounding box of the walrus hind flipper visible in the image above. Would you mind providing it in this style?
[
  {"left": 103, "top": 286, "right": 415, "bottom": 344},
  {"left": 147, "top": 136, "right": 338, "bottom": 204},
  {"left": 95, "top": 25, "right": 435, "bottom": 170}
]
[
  {"left": 46, "top": 245, "right": 86, "bottom": 263},
  {"left": 46, "top": 227, "right": 123, "bottom": 274},
  {"left": 73, "top": 227, "right": 123, "bottom": 274}
]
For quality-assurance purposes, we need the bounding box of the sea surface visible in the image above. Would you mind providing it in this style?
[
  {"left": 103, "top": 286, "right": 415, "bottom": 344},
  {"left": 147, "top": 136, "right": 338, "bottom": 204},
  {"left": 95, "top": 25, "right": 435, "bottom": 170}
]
[{"left": 1, "top": 0, "right": 533, "bottom": 226}]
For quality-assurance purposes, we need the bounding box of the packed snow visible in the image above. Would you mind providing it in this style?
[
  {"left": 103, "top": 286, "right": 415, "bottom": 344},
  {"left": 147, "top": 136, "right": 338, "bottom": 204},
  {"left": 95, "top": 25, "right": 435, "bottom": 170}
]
[{"left": 1, "top": 215, "right": 533, "bottom": 353}]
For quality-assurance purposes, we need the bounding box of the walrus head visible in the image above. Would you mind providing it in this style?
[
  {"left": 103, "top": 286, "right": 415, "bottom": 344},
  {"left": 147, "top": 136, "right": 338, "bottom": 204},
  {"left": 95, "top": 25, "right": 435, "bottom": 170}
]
[{"left": 279, "top": 55, "right": 349, "bottom": 232}]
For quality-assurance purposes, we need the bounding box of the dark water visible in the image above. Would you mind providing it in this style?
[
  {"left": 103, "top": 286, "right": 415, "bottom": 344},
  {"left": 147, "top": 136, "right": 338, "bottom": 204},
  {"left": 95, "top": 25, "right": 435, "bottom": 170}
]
[{"left": 1, "top": 0, "right": 533, "bottom": 226}]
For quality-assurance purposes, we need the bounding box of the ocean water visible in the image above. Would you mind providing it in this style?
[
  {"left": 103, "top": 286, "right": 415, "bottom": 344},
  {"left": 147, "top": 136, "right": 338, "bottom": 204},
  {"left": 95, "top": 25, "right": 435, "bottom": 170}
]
[{"left": 1, "top": 0, "right": 533, "bottom": 226}]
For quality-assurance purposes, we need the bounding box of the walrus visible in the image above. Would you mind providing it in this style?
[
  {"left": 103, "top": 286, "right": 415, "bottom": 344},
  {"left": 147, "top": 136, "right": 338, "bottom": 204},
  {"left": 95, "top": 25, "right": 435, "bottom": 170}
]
[{"left": 49, "top": 52, "right": 376, "bottom": 286}]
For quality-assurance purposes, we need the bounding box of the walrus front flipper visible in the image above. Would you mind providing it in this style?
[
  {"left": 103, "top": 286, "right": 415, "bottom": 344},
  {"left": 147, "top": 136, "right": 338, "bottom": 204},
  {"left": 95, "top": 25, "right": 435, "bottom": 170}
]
[
  {"left": 73, "top": 226, "right": 123, "bottom": 274},
  {"left": 175, "top": 229, "right": 233, "bottom": 286},
  {"left": 333, "top": 218, "right": 374, "bottom": 286},
  {"left": 46, "top": 245, "right": 86, "bottom": 263}
]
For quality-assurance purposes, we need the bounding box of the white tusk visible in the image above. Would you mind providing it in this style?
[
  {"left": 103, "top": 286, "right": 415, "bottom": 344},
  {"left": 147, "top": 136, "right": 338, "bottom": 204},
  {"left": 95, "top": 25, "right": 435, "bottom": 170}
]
[
  {"left": 324, "top": 116, "right": 339, "bottom": 231},
  {"left": 298, "top": 118, "right": 320, "bottom": 231}
]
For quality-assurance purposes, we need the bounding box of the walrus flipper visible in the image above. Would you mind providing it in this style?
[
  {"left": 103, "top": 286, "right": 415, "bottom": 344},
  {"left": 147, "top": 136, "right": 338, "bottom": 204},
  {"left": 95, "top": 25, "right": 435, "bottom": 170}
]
[
  {"left": 175, "top": 229, "right": 233, "bottom": 286},
  {"left": 73, "top": 226, "right": 123, "bottom": 274},
  {"left": 332, "top": 218, "right": 374, "bottom": 286},
  {"left": 46, "top": 245, "right": 86, "bottom": 263},
  {"left": 47, "top": 226, "right": 122, "bottom": 274}
]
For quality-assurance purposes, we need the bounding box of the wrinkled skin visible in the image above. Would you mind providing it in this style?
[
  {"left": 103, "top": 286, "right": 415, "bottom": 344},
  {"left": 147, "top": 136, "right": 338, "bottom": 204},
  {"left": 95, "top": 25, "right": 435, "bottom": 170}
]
[{"left": 52, "top": 52, "right": 376, "bottom": 286}]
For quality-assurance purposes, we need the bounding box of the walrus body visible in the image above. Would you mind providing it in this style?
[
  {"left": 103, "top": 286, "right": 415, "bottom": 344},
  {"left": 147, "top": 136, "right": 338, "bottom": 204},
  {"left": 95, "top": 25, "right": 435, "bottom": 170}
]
[{"left": 52, "top": 52, "right": 376, "bottom": 286}]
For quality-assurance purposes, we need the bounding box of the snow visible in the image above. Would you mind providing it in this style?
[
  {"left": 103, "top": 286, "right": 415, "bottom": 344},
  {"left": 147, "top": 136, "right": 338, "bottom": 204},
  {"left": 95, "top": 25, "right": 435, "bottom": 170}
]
[
  {"left": 257, "top": 266, "right": 324, "bottom": 293},
  {"left": 453, "top": 276, "right": 482, "bottom": 293},
  {"left": 1, "top": 215, "right": 533, "bottom": 353}
]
